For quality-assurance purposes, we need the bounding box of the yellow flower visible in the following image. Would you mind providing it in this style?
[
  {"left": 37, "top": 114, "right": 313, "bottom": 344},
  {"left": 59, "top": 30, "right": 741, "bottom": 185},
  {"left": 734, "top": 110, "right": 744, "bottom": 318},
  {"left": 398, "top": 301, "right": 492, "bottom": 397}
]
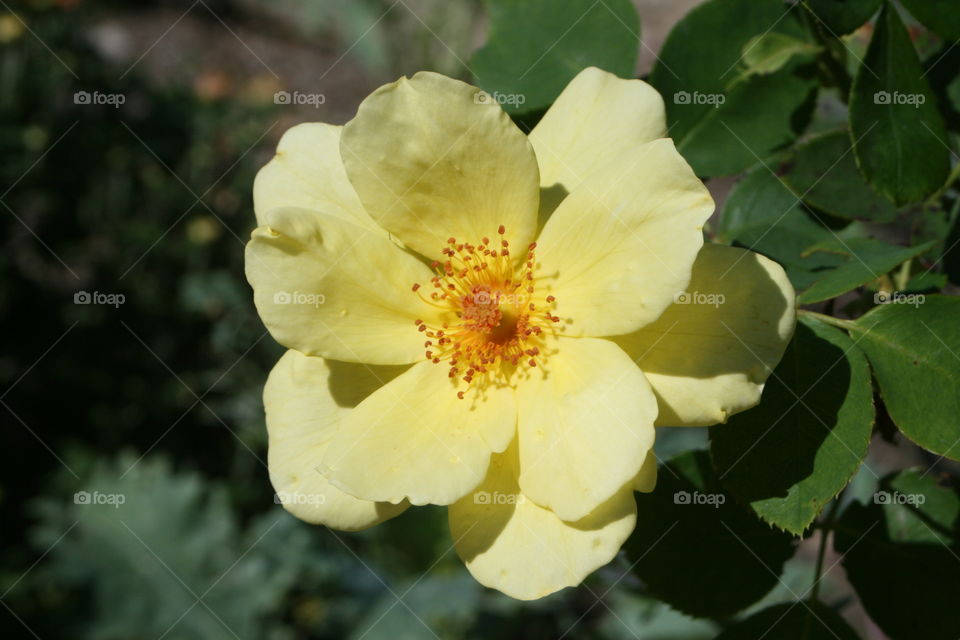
[{"left": 246, "top": 67, "right": 796, "bottom": 600}]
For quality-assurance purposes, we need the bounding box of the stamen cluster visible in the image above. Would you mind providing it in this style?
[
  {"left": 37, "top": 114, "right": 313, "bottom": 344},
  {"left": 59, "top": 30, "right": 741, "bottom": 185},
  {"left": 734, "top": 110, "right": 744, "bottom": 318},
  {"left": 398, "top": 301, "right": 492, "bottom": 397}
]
[{"left": 412, "top": 225, "right": 559, "bottom": 397}]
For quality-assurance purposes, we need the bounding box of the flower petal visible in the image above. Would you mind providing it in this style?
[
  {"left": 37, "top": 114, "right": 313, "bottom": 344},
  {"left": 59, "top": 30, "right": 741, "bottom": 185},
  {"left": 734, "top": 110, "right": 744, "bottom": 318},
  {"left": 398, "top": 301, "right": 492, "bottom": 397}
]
[
  {"left": 530, "top": 67, "right": 666, "bottom": 193},
  {"left": 534, "top": 138, "right": 714, "bottom": 338},
  {"left": 320, "top": 360, "right": 517, "bottom": 506},
  {"left": 340, "top": 71, "right": 540, "bottom": 260},
  {"left": 265, "top": 350, "right": 409, "bottom": 530},
  {"left": 253, "top": 123, "right": 381, "bottom": 232},
  {"left": 245, "top": 207, "right": 443, "bottom": 365},
  {"left": 516, "top": 337, "right": 657, "bottom": 522},
  {"left": 633, "top": 449, "right": 658, "bottom": 492},
  {"left": 613, "top": 244, "right": 796, "bottom": 427},
  {"left": 449, "top": 440, "right": 637, "bottom": 600}
]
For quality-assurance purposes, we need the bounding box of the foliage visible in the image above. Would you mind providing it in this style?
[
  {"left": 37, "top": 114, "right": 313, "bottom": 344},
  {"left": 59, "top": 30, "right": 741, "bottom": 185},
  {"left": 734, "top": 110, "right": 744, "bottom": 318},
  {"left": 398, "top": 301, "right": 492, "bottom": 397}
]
[{"left": 3, "top": 0, "right": 960, "bottom": 638}]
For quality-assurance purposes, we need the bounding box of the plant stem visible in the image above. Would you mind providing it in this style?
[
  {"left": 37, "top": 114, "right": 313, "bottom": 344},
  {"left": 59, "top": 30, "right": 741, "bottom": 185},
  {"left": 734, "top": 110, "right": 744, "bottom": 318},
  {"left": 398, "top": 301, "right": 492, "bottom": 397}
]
[
  {"left": 894, "top": 258, "right": 913, "bottom": 291},
  {"left": 799, "top": 1, "right": 853, "bottom": 99},
  {"left": 810, "top": 496, "right": 843, "bottom": 602},
  {"left": 924, "top": 161, "right": 960, "bottom": 207},
  {"left": 798, "top": 309, "right": 858, "bottom": 331}
]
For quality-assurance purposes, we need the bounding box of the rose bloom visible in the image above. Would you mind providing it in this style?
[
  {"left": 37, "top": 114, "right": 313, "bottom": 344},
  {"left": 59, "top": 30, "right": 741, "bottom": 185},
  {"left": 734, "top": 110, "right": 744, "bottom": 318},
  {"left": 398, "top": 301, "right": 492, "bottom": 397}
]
[{"left": 246, "top": 67, "right": 795, "bottom": 600}]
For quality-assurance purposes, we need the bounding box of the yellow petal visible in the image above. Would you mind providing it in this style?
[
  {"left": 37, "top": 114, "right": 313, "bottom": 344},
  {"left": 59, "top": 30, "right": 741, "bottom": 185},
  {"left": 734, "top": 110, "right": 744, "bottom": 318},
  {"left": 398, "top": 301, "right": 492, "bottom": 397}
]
[
  {"left": 340, "top": 72, "right": 540, "bottom": 260},
  {"left": 265, "top": 350, "right": 409, "bottom": 530},
  {"left": 320, "top": 360, "right": 517, "bottom": 506},
  {"left": 613, "top": 244, "right": 796, "bottom": 427},
  {"left": 530, "top": 67, "right": 666, "bottom": 193},
  {"left": 245, "top": 207, "right": 443, "bottom": 365},
  {"left": 253, "top": 123, "right": 381, "bottom": 232},
  {"left": 633, "top": 449, "right": 658, "bottom": 493},
  {"left": 449, "top": 440, "right": 637, "bottom": 600},
  {"left": 534, "top": 138, "right": 714, "bottom": 337},
  {"left": 516, "top": 337, "right": 657, "bottom": 522}
]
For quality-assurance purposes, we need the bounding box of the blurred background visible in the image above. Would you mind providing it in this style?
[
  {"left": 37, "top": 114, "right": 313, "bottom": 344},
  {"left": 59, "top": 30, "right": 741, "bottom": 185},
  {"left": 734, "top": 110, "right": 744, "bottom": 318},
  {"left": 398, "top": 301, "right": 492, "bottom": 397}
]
[{"left": 0, "top": 0, "right": 934, "bottom": 638}]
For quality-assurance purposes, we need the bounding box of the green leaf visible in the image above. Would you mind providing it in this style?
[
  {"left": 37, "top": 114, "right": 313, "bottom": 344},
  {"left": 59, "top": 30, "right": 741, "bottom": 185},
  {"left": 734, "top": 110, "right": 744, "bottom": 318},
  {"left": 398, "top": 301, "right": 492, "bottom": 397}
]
[
  {"left": 649, "top": 0, "right": 817, "bottom": 177},
  {"left": 900, "top": 0, "right": 960, "bottom": 41},
  {"left": 924, "top": 44, "right": 960, "bottom": 132},
  {"left": 905, "top": 270, "right": 948, "bottom": 292},
  {"left": 626, "top": 450, "right": 796, "bottom": 619},
  {"left": 848, "top": 295, "right": 960, "bottom": 459},
  {"left": 804, "top": 0, "right": 883, "bottom": 36},
  {"left": 714, "top": 601, "right": 860, "bottom": 639},
  {"left": 797, "top": 237, "right": 936, "bottom": 303},
  {"left": 784, "top": 131, "right": 899, "bottom": 222},
  {"left": 471, "top": 0, "right": 639, "bottom": 115},
  {"left": 711, "top": 316, "right": 874, "bottom": 535},
  {"left": 718, "top": 163, "right": 848, "bottom": 289},
  {"left": 849, "top": 1, "right": 950, "bottom": 205},
  {"left": 834, "top": 469, "right": 960, "bottom": 640},
  {"left": 741, "top": 32, "right": 822, "bottom": 76}
]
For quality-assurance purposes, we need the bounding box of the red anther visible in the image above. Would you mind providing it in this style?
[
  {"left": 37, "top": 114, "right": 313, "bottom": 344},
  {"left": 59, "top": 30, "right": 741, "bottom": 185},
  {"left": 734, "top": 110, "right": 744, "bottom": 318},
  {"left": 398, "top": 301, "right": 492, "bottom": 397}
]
[
  {"left": 528, "top": 242, "right": 537, "bottom": 250},
  {"left": 546, "top": 295, "right": 555, "bottom": 302},
  {"left": 414, "top": 319, "right": 422, "bottom": 325},
  {"left": 448, "top": 237, "right": 456, "bottom": 244},
  {"left": 457, "top": 391, "right": 465, "bottom": 400},
  {"left": 412, "top": 283, "right": 421, "bottom": 292},
  {"left": 498, "top": 224, "right": 505, "bottom": 234},
  {"left": 482, "top": 237, "right": 489, "bottom": 244},
  {"left": 528, "top": 359, "right": 537, "bottom": 367},
  {"left": 418, "top": 325, "right": 427, "bottom": 332},
  {"left": 501, "top": 240, "right": 509, "bottom": 247}
]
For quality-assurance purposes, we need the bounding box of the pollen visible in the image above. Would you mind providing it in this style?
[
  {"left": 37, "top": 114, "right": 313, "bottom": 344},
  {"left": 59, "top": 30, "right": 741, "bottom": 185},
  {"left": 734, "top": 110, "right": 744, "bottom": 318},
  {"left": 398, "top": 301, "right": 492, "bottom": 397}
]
[{"left": 411, "top": 225, "right": 560, "bottom": 397}]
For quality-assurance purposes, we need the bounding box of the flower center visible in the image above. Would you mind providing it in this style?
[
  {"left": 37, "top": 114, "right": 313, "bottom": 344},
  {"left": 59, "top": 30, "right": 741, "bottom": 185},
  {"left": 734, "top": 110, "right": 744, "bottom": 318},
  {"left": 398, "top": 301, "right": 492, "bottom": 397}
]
[{"left": 412, "top": 225, "right": 560, "bottom": 398}]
